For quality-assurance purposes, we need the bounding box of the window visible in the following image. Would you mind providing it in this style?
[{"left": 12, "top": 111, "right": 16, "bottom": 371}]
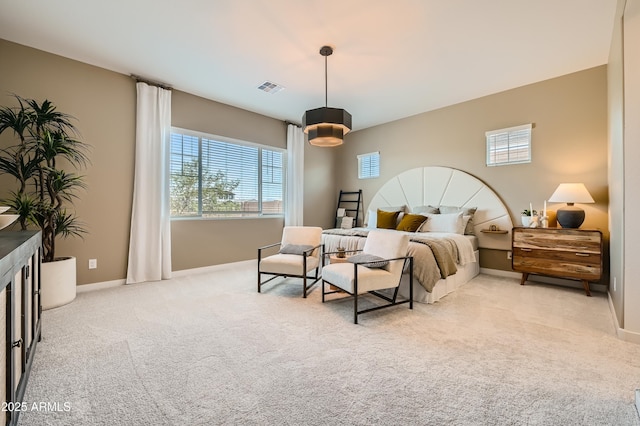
[
  {"left": 486, "top": 124, "right": 532, "bottom": 166},
  {"left": 170, "top": 128, "right": 285, "bottom": 218},
  {"left": 358, "top": 151, "right": 380, "bottom": 179}
]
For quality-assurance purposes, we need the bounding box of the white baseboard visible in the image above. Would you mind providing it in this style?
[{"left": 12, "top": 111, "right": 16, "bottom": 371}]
[
  {"left": 627, "top": 331, "right": 640, "bottom": 346},
  {"left": 480, "top": 268, "right": 607, "bottom": 293},
  {"left": 480, "top": 268, "right": 520, "bottom": 279},
  {"left": 76, "top": 278, "right": 125, "bottom": 293},
  {"left": 172, "top": 259, "right": 254, "bottom": 277},
  {"left": 77, "top": 260, "right": 256, "bottom": 293},
  {"left": 608, "top": 292, "right": 640, "bottom": 345}
]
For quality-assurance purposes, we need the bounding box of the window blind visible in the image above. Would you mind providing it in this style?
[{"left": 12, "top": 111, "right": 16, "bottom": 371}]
[
  {"left": 358, "top": 151, "right": 380, "bottom": 179},
  {"left": 170, "top": 129, "right": 285, "bottom": 217},
  {"left": 170, "top": 133, "right": 200, "bottom": 216},
  {"left": 486, "top": 124, "right": 532, "bottom": 166}
]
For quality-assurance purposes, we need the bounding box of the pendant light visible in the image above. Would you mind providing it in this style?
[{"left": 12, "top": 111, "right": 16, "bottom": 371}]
[{"left": 302, "top": 46, "right": 352, "bottom": 147}]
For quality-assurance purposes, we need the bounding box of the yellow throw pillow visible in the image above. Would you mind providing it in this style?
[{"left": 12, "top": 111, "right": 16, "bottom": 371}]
[
  {"left": 396, "top": 213, "right": 428, "bottom": 232},
  {"left": 376, "top": 209, "right": 400, "bottom": 229}
]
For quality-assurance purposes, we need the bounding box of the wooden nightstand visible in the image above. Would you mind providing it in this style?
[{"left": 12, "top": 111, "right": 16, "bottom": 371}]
[{"left": 512, "top": 227, "right": 603, "bottom": 296}]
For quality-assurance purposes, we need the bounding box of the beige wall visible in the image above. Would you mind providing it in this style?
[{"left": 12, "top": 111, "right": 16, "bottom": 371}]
[
  {"left": 337, "top": 66, "right": 609, "bottom": 274},
  {"left": 0, "top": 38, "right": 136, "bottom": 286},
  {"left": 0, "top": 38, "right": 611, "bottom": 291},
  {"left": 170, "top": 92, "right": 338, "bottom": 268},
  {"left": 170, "top": 90, "right": 287, "bottom": 273},
  {"left": 304, "top": 144, "right": 338, "bottom": 229},
  {"left": 0, "top": 39, "right": 337, "bottom": 285}
]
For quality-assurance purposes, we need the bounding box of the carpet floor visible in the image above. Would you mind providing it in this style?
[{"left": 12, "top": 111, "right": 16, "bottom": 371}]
[{"left": 18, "top": 261, "right": 640, "bottom": 425}]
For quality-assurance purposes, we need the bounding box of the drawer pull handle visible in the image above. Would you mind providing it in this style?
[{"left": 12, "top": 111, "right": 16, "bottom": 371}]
[{"left": 575, "top": 253, "right": 590, "bottom": 257}]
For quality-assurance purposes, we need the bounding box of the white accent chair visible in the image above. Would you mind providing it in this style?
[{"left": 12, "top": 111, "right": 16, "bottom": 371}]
[
  {"left": 321, "top": 230, "right": 413, "bottom": 324},
  {"left": 258, "top": 226, "right": 323, "bottom": 298}
]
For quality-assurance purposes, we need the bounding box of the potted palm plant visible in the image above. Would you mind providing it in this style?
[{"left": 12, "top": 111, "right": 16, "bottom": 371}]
[{"left": 0, "top": 95, "right": 88, "bottom": 309}]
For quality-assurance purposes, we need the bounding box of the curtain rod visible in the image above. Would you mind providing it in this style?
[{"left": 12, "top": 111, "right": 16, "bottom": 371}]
[
  {"left": 130, "top": 74, "right": 172, "bottom": 90},
  {"left": 285, "top": 120, "right": 301, "bottom": 128}
]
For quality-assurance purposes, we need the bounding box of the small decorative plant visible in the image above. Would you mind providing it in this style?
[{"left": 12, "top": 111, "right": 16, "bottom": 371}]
[
  {"left": 521, "top": 209, "right": 537, "bottom": 216},
  {"left": 0, "top": 95, "right": 89, "bottom": 262}
]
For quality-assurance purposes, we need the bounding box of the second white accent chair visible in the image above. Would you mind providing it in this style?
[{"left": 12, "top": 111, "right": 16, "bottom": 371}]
[{"left": 321, "top": 230, "right": 414, "bottom": 324}]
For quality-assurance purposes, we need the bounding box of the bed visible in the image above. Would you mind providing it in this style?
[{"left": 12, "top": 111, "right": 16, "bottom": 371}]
[{"left": 322, "top": 166, "right": 513, "bottom": 303}]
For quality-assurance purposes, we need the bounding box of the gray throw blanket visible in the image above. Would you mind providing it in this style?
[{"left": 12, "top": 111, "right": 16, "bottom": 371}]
[{"left": 322, "top": 228, "right": 459, "bottom": 292}]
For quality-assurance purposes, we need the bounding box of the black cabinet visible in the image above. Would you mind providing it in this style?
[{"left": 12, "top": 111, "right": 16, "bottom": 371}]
[{"left": 0, "top": 231, "right": 42, "bottom": 426}]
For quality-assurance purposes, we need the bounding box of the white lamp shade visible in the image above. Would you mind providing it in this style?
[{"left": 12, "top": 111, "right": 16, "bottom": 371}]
[{"left": 548, "top": 183, "right": 594, "bottom": 204}]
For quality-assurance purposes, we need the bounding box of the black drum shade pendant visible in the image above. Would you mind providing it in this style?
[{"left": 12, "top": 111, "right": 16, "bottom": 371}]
[{"left": 302, "top": 46, "right": 352, "bottom": 147}]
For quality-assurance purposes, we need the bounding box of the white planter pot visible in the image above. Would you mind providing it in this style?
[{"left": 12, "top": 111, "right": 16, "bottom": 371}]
[
  {"left": 41, "top": 256, "right": 76, "bottom": 310},
  {"left": 521, "top": 216, "right": 532, "bottom": 227}
]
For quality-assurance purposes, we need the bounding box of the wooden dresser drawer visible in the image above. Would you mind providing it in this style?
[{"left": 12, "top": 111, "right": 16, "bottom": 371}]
[
  {"left": 513, "top": 249, "right": 601, "bottom": 280},
  {"left": 512, "top": 247, "right": 601, "bottom": 266},
  {"left": 513, "top": 229, "right": 601, "bottom": 253}
]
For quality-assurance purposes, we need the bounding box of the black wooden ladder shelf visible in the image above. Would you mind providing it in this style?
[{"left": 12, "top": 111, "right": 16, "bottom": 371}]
[{"left": 334, "top": 189, "right": 363, "bottom": 228}]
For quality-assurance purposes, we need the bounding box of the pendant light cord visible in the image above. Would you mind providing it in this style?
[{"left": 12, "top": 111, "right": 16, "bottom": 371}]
[{"left": 324, "top": 54, "right": 328, "bottom": 107}]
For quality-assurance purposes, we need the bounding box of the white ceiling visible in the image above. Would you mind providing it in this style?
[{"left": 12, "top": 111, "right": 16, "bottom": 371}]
[{"left": 0, "top": 0, "right": 617, "bottom": 131}]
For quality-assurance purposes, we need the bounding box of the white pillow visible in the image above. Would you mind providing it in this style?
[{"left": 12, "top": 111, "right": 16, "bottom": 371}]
[
  {"left": 367, "top": 209, "right": 377, "bottom": 229},
  {"left": 418, "top": 212, "right": 465, "bottom": 234}
]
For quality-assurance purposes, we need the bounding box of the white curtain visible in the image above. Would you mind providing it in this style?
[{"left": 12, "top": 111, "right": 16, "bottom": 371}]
[
  {"left": 285, "top": 124, "right": 304, "bottom": 226},
  {"left": 126, "top": 82, "right": 172, "bottom": 284}
]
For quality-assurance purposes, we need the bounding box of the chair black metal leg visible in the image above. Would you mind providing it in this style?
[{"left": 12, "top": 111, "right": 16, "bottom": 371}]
[
  {"left": 257, "top": 250, "right": 262, "bottom": 293},
  {"left": 303, "top": 274, "right": 307, "bottom": 298},
  {"left": 354, "top": 291, "right": 358, "bottom": 324},
  {"left": 354, "top": 268, "right": 359, "bottom": 324},
  {"left": 409, "top": 257, "right": 414, "bottom": 309},
  {"left": 302, "top": 254, "right": 308, "bottom": 298},
  {"left": 322, "top": 280, "right": 325, "bottom": 302}
]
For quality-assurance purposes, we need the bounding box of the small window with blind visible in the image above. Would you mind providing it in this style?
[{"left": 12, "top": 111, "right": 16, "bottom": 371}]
[
  {"left": 170, "top": 128, "right": 285, "bottom": 218},
  {"left": 486, "top": 124, "right": 532, "bottom": 166},
  {"left": 358, "top": 151, "right": 380, "bottom": 179}
]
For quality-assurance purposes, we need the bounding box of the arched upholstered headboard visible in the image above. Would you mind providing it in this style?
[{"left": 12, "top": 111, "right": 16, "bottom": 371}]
[{"left": 366, "top": 166, "right": 513, "bottom": 250}]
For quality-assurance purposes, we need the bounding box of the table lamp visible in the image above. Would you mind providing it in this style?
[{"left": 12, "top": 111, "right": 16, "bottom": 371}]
[{"left": 548, "top": 183, "right": 594, "bottom": 228}]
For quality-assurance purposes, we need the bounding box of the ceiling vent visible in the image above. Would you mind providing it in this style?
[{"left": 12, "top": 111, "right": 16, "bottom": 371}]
[{"left": 257, "top": 81, "right": 285, "bottom": 94}]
